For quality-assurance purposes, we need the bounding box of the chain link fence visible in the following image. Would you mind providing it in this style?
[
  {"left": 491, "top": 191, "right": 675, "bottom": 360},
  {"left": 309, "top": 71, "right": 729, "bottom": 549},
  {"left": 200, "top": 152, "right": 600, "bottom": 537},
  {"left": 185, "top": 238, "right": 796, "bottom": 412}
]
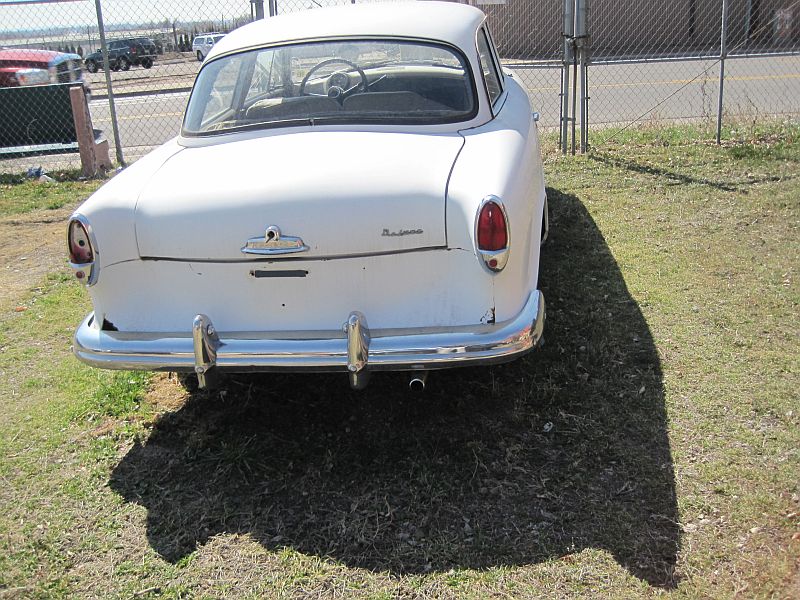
[
  {"left": 586, "top": 0, "right": 800, "bottom": 150},
  {"left": 0, "top": 0, "right": 256, "bottom": 173},
  {"left": 0, "top": 0, "right": 798, "bottom": 173}
]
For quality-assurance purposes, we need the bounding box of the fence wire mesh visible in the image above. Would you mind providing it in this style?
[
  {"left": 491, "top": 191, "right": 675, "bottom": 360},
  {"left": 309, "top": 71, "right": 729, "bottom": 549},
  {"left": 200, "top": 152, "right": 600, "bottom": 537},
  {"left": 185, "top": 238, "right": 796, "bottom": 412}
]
[
  {"left": 587, "top": 0, "right": 800, "bottom": 147},
  {"left": 1, "top": 0, "right": 256, "bottom": 172},
  {"left": 0, "top": 0, "right": 798, "bottom": 173}
]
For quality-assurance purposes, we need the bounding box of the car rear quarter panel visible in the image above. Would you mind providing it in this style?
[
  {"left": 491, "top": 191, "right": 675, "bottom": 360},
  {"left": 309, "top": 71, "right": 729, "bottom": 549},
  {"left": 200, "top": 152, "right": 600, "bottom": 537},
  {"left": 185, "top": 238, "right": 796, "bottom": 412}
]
[
  {"left": 449, "top": 75, "right": 546, "bottom": 323},
  {"left": 73, "top": 139, "right": 184, "bottom": 269}
]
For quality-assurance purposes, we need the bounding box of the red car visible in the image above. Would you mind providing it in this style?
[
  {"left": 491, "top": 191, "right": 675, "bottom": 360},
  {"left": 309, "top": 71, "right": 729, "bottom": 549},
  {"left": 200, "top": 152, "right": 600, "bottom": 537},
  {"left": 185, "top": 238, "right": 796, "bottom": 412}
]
[{"left": 0, "top": 48, "right": 84, "bottom": 87}]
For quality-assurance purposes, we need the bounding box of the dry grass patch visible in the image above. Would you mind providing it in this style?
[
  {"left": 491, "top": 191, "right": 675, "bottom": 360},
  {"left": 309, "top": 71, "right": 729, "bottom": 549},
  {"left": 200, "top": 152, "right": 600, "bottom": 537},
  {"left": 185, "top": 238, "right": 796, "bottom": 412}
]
[{"left": 0, "top": 120, "right": 797, "bottom": 598}]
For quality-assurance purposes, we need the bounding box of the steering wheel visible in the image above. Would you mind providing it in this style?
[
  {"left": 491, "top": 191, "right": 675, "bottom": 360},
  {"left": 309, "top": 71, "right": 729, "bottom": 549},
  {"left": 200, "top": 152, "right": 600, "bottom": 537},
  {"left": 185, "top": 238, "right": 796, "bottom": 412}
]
[{"left": 298, "top": 58, "right": 368, "bottom": 101}]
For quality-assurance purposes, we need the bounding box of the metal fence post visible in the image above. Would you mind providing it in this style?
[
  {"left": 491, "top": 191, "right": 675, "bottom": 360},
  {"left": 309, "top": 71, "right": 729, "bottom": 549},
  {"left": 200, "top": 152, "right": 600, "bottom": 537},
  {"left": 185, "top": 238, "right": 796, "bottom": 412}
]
[
  {"left": 93, "top": 0, "right": 124, "bottom": 166},
  {"left": 252, "top": 0, "right": 265, "bottom": 20},
  {"left": 716, "top": 0, "right": 729, "bottom": 145},
  {"left": 561, "top": 0, "right": 575, "bottom": 154},
  {"left": 579, "top": 55, "right": 589, "bottom": 152},
  {"left": 576, "top": 0, "right": 589, "bottom": 153}
]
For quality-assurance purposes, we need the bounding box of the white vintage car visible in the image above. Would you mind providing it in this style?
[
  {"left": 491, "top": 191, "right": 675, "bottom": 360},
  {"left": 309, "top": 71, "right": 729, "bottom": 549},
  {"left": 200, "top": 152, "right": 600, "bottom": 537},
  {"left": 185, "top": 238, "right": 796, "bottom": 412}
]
[{"left": 68, "top": 1, "right": 547, "bottom": 390}]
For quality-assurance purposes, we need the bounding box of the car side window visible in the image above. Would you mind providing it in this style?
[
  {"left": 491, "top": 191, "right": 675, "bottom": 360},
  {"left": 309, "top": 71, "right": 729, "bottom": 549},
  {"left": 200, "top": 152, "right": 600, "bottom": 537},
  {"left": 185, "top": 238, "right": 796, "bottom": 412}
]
[
  {"left": 246, "top": 49, "right": 284, "bottom": 100},
  {"left": 477, "top": 27, "right": 503, "bottom": 106},
  {"left": 192, "top": 53, "right": 247, "bottom": 126}
]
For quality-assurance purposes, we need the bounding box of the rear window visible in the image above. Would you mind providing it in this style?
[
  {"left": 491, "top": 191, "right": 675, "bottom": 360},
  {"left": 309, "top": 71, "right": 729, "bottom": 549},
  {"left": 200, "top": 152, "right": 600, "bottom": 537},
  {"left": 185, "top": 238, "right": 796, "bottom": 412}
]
[{"left": 183, "top": 38, "right": 476, "bottom": 135}]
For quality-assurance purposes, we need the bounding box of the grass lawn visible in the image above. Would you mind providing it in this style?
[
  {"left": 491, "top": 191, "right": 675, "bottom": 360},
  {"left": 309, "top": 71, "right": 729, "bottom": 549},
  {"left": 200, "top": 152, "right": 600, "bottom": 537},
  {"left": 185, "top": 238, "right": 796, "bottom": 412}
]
[
  {"left": 0, "top": 121, "right": 797, "bottom": 598},
  {"left": 0, "top": 174, "right": 102, "bottom": 216}
]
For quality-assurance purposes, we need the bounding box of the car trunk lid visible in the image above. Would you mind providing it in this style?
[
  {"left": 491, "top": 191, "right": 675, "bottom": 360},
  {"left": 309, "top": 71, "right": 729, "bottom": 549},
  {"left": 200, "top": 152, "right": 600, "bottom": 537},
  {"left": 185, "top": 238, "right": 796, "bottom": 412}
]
[{"left": 134, "top": 130, "right": 463, "bottom": 260}]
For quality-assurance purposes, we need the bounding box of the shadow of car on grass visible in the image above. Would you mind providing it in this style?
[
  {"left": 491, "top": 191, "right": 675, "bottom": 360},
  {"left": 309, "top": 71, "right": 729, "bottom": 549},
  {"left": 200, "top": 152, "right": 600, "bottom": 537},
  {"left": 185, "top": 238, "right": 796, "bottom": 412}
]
[{"left": 109, "top": 187, "right": 680, "bottom": 588}]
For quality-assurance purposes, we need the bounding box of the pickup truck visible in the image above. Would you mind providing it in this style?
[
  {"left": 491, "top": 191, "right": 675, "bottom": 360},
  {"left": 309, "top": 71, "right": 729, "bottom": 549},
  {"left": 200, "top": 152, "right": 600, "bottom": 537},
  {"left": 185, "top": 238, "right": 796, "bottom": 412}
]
[
  {"left": 84, "top": 38, "right": 156, "bottom": 73},
  {"left": 0, "top": 48, "right": 84, "bottom": 87}
]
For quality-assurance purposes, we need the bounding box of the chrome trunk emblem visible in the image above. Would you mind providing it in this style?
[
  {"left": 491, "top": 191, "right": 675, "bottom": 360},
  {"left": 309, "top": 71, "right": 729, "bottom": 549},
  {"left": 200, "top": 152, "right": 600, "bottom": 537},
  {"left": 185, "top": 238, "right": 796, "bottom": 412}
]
[
  {"left": 241, "top": 225, "right": 309, "bottom": 256},
  {"left": 382, "top": 228, "right": 423, "bottom": 237}
]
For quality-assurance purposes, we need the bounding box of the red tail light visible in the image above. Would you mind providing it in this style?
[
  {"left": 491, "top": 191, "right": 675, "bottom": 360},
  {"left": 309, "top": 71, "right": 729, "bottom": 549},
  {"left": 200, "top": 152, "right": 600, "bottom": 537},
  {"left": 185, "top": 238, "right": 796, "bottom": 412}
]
[
  {"left": 477, "top": 201, "right": 508, "bottom": 251},
  {"left": 68, "top": 219, "right": 94, "bottom": 264}
]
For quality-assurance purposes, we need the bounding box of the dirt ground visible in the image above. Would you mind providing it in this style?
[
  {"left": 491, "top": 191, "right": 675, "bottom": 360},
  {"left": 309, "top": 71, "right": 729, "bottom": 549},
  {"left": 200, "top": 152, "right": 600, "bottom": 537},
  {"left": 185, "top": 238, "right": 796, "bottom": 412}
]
[
  {"left": 0, "top": 196, "right": 190, "bottom": 407},
  {"left": 0, "top": 204, "right": 76, "bottom": 313}
]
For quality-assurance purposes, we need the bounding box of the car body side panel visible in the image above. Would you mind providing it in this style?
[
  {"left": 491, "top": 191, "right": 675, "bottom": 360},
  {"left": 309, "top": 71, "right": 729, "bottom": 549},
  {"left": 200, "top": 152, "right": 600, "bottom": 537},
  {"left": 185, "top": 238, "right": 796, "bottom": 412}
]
[
  {"left": 449, "top": 75, "right": 546, "bottom": 323},
  {"left": 74, "top": 139, "right": 184, "bottom": 269}
]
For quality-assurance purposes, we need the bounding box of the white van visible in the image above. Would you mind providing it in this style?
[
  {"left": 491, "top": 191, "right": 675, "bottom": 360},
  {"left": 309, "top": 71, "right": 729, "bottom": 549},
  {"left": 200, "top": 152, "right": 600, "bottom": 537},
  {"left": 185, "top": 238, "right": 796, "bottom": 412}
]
[{"left": 191, "top": 33, "right": 225, "bottom": 62}]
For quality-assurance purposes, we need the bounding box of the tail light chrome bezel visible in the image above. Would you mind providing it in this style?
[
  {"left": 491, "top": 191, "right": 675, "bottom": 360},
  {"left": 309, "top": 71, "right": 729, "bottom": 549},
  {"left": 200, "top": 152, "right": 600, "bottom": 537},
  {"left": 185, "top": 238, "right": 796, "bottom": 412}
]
[
  {"left": 475, "top": 195, "right": 510, "bottom": 273},
  {"left": 67, "top": 214, "right": 99, "bottom": 286}
]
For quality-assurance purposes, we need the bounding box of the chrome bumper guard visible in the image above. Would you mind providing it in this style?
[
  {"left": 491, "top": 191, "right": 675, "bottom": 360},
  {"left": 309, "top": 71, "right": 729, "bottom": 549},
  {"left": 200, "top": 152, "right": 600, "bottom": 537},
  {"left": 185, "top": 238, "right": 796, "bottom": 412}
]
[{"left": 74, "top": 291, "right": 545, "bottom": 390}]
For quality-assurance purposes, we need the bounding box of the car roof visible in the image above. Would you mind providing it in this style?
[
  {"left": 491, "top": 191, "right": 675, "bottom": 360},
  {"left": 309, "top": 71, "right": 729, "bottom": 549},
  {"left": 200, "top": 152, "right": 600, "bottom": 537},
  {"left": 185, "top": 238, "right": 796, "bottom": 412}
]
[{"left": 208, "top": 1, "right": 485, "bottom": 60}]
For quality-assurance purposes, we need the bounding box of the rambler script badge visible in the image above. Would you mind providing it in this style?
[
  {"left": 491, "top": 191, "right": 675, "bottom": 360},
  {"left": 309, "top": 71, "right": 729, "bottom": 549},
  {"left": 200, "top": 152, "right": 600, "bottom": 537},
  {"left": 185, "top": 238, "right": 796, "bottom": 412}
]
[{"left": 382, "top": 228, "right": 424, "bottom": 237}]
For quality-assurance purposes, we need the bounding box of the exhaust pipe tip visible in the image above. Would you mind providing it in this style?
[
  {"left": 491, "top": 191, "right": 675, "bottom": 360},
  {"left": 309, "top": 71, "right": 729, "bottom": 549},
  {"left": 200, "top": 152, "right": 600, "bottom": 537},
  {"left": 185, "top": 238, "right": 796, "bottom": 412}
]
[{"left": 408, "top": 371, "right": 427, "bottom": 392}]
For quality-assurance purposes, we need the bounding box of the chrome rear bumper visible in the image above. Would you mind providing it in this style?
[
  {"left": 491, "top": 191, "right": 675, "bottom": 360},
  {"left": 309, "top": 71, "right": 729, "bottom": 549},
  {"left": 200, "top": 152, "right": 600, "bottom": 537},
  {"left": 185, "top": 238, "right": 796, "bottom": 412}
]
[{"left": 74, "top": 291, "right": 544, "bottom": 388}]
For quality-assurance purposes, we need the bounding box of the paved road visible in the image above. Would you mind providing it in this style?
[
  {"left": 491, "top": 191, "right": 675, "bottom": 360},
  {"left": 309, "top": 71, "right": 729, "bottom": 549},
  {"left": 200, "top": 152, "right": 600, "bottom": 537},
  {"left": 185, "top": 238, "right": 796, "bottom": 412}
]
[
  {"left": 515, "top": 54, "right": 800, "bottom": 128},
  {"left": 85, "top": 58, "right": 198, "bottom": 97},
  {"left": 90, "top": 92, "right": 190, "bottom": 162}
]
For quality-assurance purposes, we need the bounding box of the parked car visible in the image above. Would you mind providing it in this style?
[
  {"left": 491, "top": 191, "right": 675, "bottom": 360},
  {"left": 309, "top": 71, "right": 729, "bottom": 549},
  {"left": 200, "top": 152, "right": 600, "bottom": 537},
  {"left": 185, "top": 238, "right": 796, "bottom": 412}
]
[
  {"left": 192, "top": 33, "right": 225, "bottom": 62},
  {"left": 68, "top": 1, "right": 548, "bottom": 390},
  {"left": 0, "top": 48, "right": 83, "bottom": 87},
  {"left": 84, "top": 38, "right": 156, "bottom": 73}
]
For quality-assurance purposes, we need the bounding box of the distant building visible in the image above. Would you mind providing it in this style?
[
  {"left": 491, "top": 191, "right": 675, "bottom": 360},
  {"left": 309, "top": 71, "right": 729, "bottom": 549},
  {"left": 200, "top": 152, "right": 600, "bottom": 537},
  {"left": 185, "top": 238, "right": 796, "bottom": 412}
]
[{"left": 475, "top": 0, "right": 799, "bottom": 59}]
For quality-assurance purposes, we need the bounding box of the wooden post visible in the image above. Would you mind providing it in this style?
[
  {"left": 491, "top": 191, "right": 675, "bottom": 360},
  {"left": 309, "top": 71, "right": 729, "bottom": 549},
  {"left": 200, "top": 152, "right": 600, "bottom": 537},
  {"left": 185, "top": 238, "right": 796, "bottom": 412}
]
[{"left": 69, "top": 85, "right": 111, "bottom": 177}]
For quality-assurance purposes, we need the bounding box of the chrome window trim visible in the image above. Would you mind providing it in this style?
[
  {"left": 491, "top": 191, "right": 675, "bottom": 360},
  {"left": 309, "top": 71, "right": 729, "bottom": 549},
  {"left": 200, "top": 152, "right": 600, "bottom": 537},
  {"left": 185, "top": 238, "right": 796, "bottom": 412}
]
[
  {"left": 484, "top": 25, "right": 505, "bottom": 94},
  {"left": 476, "top": 26, "right": 504, "bottom": 110}
]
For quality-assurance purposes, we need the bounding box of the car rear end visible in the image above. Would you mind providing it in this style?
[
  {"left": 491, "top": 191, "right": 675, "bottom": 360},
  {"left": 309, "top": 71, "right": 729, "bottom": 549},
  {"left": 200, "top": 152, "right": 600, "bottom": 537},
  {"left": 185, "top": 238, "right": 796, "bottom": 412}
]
[
  {"left": 131, "top": 38, "right": 156, "bottom": 66},
  {"left": 68, "top": 5, "right": 546, "bottom": 389},
  {"left": 69, "top": 125, "right": 544, "bottom": 389}
]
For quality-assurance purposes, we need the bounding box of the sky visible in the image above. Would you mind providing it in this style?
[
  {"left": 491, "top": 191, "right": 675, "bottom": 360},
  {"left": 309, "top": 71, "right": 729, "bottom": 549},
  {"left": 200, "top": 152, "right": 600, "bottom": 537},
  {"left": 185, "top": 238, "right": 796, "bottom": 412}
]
[{"left": 0, "top": 0, "right": 319, "bottom": 34}]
